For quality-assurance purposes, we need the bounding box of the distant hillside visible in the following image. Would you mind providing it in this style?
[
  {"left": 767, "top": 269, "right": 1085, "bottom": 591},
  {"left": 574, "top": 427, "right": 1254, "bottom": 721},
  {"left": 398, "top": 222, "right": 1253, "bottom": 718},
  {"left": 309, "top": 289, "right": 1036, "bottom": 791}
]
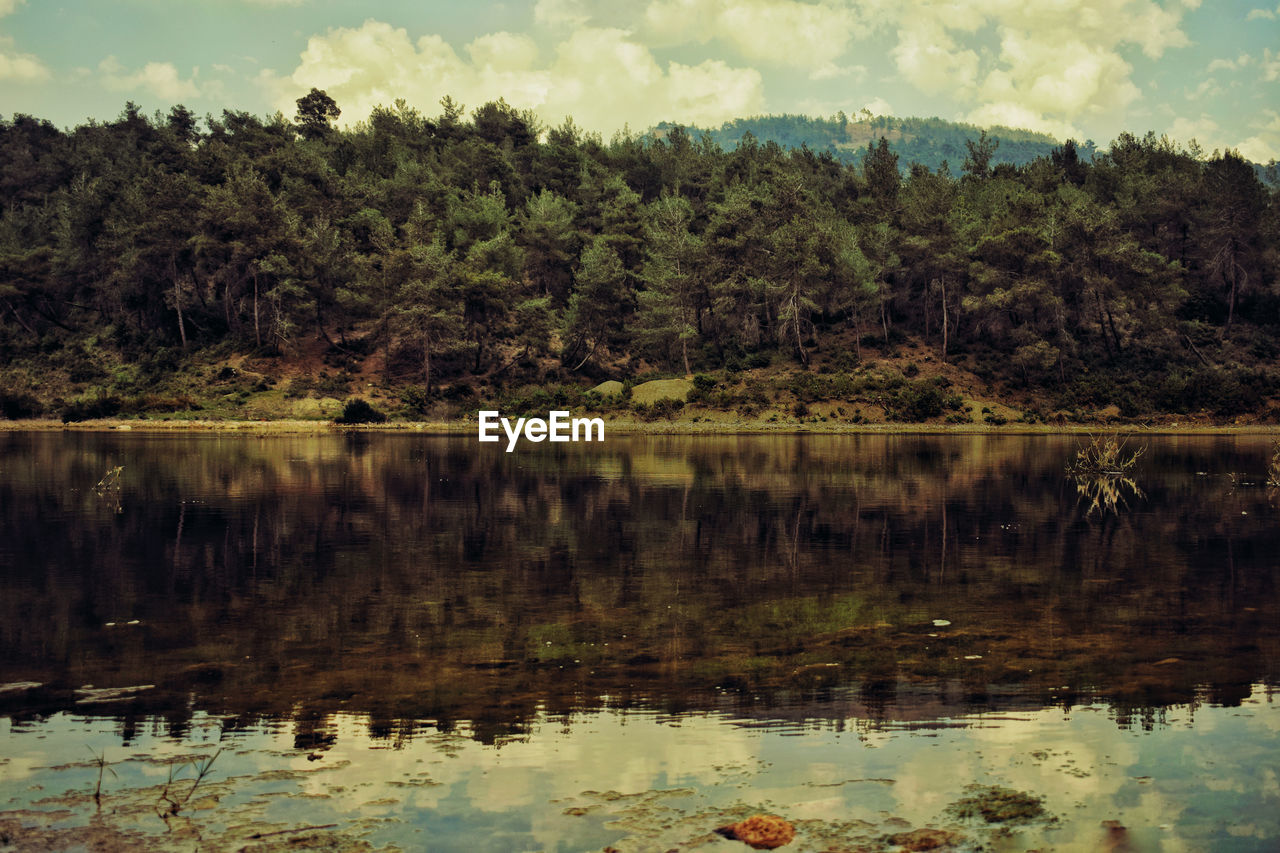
[{"left": 660, "top": 113, "right": 1097, "bottom": 173}]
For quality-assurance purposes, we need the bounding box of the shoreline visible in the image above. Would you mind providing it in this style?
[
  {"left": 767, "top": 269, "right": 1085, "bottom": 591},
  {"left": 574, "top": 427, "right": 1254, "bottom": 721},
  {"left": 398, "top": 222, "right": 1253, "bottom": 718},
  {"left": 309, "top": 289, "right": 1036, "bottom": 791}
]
[{"left": 2, "top": 417, "right": 1278, "bottom": 436}]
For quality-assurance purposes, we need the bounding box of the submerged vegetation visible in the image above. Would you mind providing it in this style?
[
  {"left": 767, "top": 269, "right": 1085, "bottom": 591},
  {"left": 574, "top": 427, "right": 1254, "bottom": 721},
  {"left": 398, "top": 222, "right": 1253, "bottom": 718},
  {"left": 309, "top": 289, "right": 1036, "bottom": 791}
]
[
  {"left": 944, "top": 785, "right": 1055, "bottom": 826},
  {"left": 0, "top": 91, "right": 1277, "bottom": 423}
]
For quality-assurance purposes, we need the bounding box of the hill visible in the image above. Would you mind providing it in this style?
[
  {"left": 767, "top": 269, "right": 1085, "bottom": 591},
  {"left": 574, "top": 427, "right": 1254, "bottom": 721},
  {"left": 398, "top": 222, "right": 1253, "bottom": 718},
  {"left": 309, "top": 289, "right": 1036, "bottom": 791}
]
[{"left": 659, "top": 113, "right": 1099, "bottom": 173}]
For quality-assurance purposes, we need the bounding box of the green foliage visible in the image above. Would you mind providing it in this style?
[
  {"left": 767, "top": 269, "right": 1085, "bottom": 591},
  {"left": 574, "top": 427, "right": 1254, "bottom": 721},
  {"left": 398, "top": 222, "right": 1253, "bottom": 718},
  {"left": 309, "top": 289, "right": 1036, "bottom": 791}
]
[
  {"left": 0, "top": 100, "right": 1275, "bottom": 421},
  {"left": 334, "top": 398, "right": 387, "bottom": 424},
  {"left": 632, "top": 398, "right": 685, "bottom": 421},
  {"left": 400, "top": 385, "right": 431, "bottom": 415},
  {"left": 888, "top": 380, "right": 947, "bottom": 422}
]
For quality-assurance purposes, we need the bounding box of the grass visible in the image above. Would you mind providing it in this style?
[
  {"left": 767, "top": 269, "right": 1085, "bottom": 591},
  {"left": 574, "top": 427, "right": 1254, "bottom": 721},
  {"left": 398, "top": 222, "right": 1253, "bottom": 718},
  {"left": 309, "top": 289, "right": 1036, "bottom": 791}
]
[
  {"left": 629, "top": 378, "right": 694, "bottom": 405},
  {"left": 1066, "top": 435, "right": 1147, "bottom": 515},
  {"left": 87, "top": 747, "right": 117, "bottom": 805},
  {"left": 157, "top": 748, "right": 222, "bottom": 818},
  {"left": 1065, "top": 434, "right": 1145, "bottom": 477}
]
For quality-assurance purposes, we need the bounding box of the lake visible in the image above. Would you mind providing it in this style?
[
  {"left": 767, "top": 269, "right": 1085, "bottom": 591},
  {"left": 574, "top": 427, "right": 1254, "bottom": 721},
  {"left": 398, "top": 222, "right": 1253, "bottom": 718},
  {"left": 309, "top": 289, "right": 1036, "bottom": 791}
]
[{"left": 1, "top": 431, "right": 1277, "bottom": 851}]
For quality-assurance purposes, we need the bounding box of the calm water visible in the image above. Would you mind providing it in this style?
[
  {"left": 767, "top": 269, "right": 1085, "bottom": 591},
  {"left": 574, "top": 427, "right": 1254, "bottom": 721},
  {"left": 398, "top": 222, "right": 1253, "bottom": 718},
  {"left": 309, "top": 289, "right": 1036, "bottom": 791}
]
[{"left": 0, "top": 432, "right": 1277, "bottom": 851}]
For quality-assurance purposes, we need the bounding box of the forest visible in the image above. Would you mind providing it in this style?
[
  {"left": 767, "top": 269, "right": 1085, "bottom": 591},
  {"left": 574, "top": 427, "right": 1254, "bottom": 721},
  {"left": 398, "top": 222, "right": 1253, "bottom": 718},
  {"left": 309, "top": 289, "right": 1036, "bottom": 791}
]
[
  {"left": 0, "top": 90, "right": 1278, "bottom": 423},
  {"left": 675, "top": 112, "right": 1098, "bottom": 174}
]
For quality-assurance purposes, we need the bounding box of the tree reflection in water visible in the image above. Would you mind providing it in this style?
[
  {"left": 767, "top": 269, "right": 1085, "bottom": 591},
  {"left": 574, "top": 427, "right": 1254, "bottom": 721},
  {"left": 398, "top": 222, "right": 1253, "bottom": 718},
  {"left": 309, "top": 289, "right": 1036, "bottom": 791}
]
[{"left": 0, "top": 432, "right": 1276, "bottom": 745}]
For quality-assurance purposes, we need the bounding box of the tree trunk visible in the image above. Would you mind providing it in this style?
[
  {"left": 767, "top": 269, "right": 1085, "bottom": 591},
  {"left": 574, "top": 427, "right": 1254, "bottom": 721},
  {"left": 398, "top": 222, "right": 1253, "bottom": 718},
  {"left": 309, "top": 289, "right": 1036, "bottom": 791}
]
[
  {"left": 1096, "top": 292, "right": 1113, "bottom": 357},
  {"left": 253, "top": 273, "right": 261, "bottom": 347},
  {"left": 939, "top": 277, "right": 949, "bottom": 363},
  {"left": 422, "top": 335, "right": 432, "bottom": 397},
  {"left": 793, "top": 291, "right": 808, "bottom": 365},
  {"left": 2, "top": 299, "right": 37, "bottom": 337},
  {"left": 174, "top": 277, "right": 187, "bottom": 349},
  {"left": 1105, "top": 305, "right": 1123, "bottom": 353}
]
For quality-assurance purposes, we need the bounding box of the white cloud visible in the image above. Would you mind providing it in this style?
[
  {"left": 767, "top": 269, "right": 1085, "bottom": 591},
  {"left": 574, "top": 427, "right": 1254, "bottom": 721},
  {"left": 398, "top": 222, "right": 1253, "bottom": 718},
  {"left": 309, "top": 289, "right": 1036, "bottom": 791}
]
[
  {"left": 492, "top": 0, "right": 1198, "bottom": 139},
  {"left": 1245, "top": 5, "right": 1278, "bottom": 20},
  {"left": 1263, "top": 48, "right": 1280, "bottom": 82},
  {"left": 1169, "top": 114, "right": 1221, "bottom": 148},
  {"left": 0, "top": 0, "right": 49, "bottom": 82},
  {"left": 707, "top": 0, "right": 858, "bottom": 73},
  {"left": 1234, "top": 110, "right": 1280, "bottom": 162},
  {"left": 0, "top": 35, "right": 47, "bottom": 80},
  {"left": 881, "top": 0, "right": 1191, "bottom": 137},
  {"left": 1186, "top": 78, "right": 1223, "bottom": 100},
  {"left": 892, "top": 19, "right": 980, "bottom": 96},
  {"left": 262, "top": 19, "right": 764, "bottom": 135},
  {"left": 98, "top": 57, "right": 201, "bottom": 101},
  {"left": 809, "top": 62, "right": 866, "bottom": 81},
  {"left": 1167, "top": 111, "right": 1280, "bottom": 162},
  {"left": 863, "top": 97, "right": 893, "bottom": 116},
  {"left": 534, "top": 0, "right": 591, "bottom": 29},
  {"left": 536, "top": 0, "right": 863, "bottom": 80}
]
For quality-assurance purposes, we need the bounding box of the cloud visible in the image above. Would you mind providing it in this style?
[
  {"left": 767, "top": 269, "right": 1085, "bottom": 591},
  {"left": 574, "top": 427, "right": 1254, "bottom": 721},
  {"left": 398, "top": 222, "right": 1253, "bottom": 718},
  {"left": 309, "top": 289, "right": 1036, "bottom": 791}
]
[
  {"left": 1207, "top": 54, "right": 1251, "bottom": 72},
  {"left": 863, "top": 97, "right": 893, "bottom": 116},
  {"left": 0, "top": 35, "right": 47, "bottom": 80},
  {"left": 1168, "top": 111, "right": 1280, "bottom": 162},
  {"left": 892, "top": 19, "right": 980, "bottom": 97},
  {"left": 535, "top": 0, "right": 863, "bottom": 80},
  {"left": 1185, "top": 78, "right": 1223, "bottom": 100},
  {"left": 0, "top": 0, "right": 49, "bottom": 82},
  {"left": 1263, "top": 48, "right": 1280, "bottom": 82},
  {"left": 647, "top": 0, "right": 860, "bottom": 79},
  {"left": 262, "top": 19, "right": 764, "bottom": 135},
  {"left": 98, "top": 56, "right": 201, "bottom": 101},
  {"left": 534, "top": 0, "right": 591, "bottom": 28},
  {"left": 882, "top": 0, "right": 1191, "bottom": 137},
  {"left": 1245, "top": 5, "right": 1278, "bottom": 20},
  {"left": 1234, "top": 110, "right": 1280, "bottom": 162},
  {"left": 1168, "top": 114, "right": 1221, "bottom": 148}
]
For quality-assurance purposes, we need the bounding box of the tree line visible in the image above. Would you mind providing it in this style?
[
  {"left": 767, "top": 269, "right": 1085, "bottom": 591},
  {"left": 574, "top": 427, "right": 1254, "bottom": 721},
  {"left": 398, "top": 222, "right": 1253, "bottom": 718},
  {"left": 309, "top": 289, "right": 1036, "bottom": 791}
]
[{"left": 1, "top": 90, "right": 1277, "bottom": 417}]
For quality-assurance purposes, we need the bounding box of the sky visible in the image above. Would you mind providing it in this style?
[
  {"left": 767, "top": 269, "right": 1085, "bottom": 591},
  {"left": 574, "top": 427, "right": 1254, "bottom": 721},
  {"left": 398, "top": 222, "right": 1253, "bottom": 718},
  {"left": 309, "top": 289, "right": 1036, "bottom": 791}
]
[{"left": 0, "top": 0, "right": 1277, "bottom": 160}]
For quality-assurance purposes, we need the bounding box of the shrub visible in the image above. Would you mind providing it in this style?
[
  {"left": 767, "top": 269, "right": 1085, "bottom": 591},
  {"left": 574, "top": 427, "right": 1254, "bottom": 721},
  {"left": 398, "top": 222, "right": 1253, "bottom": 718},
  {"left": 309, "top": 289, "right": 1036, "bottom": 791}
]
[
  {"left": 334, "top": 398, "right": 387, "bottom": 424},
  {"left": 888, "top": 381, "right": 945, "bottom": 422},
  {"left": 0, "top": 390, "right": 41, "bottom": 420},
  {"left": 831, "top": 350, "right": 859, "bottom": 373},
  {"left": 61, "top": 395, "right": 122, "bottom": 423},
  {"left": 401, "top": 385, "right": 430, "bottom": 415},
  {"left": 314, "top": 372, "right": 352, "bottom": 398}
]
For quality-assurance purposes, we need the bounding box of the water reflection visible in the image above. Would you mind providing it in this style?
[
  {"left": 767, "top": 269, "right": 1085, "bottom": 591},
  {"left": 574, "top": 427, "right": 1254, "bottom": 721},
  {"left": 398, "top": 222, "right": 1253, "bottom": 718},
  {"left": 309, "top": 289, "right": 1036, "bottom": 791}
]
[
  {"left": 0, "top": 432, "right": 1277, "bottom": 737},
  {"left": 2, "top": 432, "right": 1279, "bottom": 849},
  {"left": 0, "top": 691, "right": 1276, "bottom": 852}
]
